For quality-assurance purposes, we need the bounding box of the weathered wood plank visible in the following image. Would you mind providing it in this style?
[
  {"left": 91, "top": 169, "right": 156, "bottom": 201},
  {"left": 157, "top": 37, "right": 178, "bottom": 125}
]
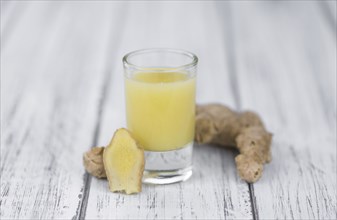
[
  {"left": 1, "top": 1, "right": 31, "bottom": 50},
  {"left": 320, "top": 0, "right": 337, "bottom": 31},
  {"left": 85, "top": 2, "right": 253, "bottom": 219},
  {"left": 2, "top": 1, "right": 335, "bottom": 219},
  {"left": 220, "top": 1, "right": 336, "bottom": 219},
  {"left": 1, "top": 2, "right": 125, "bottom": 219}
]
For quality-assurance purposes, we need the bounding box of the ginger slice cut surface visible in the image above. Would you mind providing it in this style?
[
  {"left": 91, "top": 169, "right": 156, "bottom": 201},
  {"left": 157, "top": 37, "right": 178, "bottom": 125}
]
[{"left": 103, "top": 128, "right": 145, "bottom": 194}]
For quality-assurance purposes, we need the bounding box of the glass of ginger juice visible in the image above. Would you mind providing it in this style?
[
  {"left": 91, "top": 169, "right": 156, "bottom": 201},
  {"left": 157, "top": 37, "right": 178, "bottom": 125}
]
[{"left": 123, "top": 49, "right": 198, "bottom": 184}]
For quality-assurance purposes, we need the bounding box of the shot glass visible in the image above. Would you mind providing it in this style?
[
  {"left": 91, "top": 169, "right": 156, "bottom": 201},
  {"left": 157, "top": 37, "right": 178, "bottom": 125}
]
[{"left": 123, "top": 48, "right": 198, "bottom": 184}]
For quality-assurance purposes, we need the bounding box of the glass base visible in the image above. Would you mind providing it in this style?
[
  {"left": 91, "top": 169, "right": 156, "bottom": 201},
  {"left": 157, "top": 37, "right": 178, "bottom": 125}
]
[
  {"left": 142, "top": 142, "right": 193, "bottom": 184},
  {"left": 143, "top": 166, "right": 192, "bottom": 184}
]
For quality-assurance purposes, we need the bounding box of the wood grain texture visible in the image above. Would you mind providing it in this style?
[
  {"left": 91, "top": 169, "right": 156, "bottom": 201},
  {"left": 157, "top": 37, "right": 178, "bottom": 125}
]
[
  {"left": 1, "top": 2, "right": 125, "bottom": 219},
  {"left": 219, "top": 1, "right": 337, "bottom": 219},
  {"left": 85, "top": 2, "right": 253, "bottom": 219},
  {"left": 1, "top": 1, "right": 336, "bottom": 220}
]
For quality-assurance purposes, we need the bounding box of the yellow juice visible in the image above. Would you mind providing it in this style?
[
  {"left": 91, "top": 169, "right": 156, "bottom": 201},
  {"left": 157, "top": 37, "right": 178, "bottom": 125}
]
[{"left": 125, "top": 71, "right": 196, "bottom": 151}]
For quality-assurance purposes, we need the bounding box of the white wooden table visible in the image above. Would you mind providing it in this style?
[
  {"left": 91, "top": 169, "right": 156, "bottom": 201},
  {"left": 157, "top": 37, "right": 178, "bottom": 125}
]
[{"left": 1, "top": 1, "right": 336, "bottom": 219}]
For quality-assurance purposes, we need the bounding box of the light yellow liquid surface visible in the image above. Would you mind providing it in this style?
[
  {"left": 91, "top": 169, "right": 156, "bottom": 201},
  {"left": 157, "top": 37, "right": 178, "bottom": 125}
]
[{"left": 125, "top": 71, "right": 195, "bottom": 151}]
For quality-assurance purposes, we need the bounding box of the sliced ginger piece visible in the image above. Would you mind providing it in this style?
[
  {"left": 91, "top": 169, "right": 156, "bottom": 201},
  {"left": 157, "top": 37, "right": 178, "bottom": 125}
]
[{"left": 103, "top": 128, "right": 145, "bottom": 194}]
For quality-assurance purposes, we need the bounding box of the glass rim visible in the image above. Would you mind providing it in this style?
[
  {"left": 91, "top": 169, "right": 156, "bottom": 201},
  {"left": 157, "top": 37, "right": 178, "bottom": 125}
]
[{"left": 123, "top": 48, "right": 198, "bottom": 72}]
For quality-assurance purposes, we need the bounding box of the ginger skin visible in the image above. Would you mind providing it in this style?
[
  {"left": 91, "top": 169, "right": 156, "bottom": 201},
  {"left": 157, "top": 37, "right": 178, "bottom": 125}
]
[
  {"left": 83, "top": 146, "right": 106, "bottom": 178},
  {"left": 195, "top": 104, "right": 272, "bottom": 183},
  {"left": 83, "top": 104, "right": 272, "bottom": 183}
]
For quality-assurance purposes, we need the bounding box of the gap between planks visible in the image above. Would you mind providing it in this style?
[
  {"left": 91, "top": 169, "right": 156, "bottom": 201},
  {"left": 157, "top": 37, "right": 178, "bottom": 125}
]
[
  {"left": 76, "top": 69, "right": 110, "bottom": 220},
  {"left": 219, "top": 2, "right": 259, "bottom": 220},
  {"left": 74, "top": 3, "right": 129, "bottom": 220},
  {"left": 318, "top": 0, "right": 337, "bottom": 34}
]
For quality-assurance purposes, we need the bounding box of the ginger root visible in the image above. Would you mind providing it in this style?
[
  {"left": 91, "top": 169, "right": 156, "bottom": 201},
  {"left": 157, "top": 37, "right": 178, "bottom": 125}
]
[
  {"left": 83, "top": 104, "right": 272, "bottom": 184},
  {"left": 83, "top": 146, "right": 106, "bottom": 178},
  {"left": 103, "top": 128, "right": 144, "bottom": 194},
  {"left": 195, "top": 103, "right": 272, "bottom": 183},
  {"left": 83, "top": 128, "right": 144, "bottom": 194}
]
